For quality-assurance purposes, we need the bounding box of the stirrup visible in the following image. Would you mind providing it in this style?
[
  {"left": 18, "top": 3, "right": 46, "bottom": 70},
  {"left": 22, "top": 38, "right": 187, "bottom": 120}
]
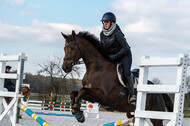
[{"left": 129, "top": 95, "right": 136, "bottom": 105}]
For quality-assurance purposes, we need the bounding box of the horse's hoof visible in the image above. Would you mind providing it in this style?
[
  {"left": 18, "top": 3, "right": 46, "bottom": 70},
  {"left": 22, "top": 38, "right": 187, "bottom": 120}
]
[
  {"left": 74, "top": 111, "right": 85, "bottom": 123},
  {"left": 23, "top": 98, "right": 27, "bottom": 102}
]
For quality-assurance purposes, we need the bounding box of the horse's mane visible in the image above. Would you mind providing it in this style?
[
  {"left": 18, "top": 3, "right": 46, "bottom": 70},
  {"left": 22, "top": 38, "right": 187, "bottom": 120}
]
[{"left": 77, "top": 31, "right": 108, "bottom": 59}]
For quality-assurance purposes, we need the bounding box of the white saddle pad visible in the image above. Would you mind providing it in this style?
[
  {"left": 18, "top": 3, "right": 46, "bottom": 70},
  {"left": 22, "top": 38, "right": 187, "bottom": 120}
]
[{"left": 116, "top": 63, "right": 137, "bottom": 89}]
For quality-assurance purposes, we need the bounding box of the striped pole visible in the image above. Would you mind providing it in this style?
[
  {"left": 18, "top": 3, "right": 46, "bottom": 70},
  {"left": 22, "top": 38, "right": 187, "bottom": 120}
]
[
  {"left": 27, "top": 106, "right": 72, "bottom": 111},
  {"left": 19, "top": 103, "right": 49, "bottom": 126},
  {"left": 27, "top": 100, "right": 86, "bottom": 112},
  {"left": 28, "top": 100, "right": 71, "bottom": 105},
  {"left": 42, "top": 104, "right": 72, "bottom": 108},
  {"left": 42, "top": 101, "right": 71, "bottom": 105},
  {"left": 42, "top": 108, "right": 72, "bottom": 112},
  {"left": 99, "top": 119, "right": 133, "bottom": 126}
]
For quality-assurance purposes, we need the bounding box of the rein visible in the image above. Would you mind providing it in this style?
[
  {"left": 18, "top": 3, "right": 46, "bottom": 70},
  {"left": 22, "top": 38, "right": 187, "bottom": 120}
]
[{"left": 64, "top": 39, "right": 108, "bottom": 65}]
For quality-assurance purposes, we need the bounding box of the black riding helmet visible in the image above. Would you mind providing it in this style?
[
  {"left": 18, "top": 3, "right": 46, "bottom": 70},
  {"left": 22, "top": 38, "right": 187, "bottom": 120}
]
[
  {"left": 101, "top": 12, "right": 116, "bottom": 23},
  {"left": 6, "top": 65, "right": 12, "bottom": 70}
]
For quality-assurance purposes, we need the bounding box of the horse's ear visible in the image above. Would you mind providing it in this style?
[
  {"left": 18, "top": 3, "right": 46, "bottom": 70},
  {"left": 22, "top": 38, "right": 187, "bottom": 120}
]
[
  {"left": 72, "top": 30, "right": 76, "bottom": 40},
  {"left": 61, "top": 32, "right": 68, "bottom": 40}
]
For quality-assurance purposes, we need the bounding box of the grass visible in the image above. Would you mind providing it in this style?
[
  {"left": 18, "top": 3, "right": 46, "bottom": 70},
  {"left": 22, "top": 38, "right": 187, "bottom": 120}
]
[
  {"left": 184, "top": 108, "right": 190, "bottom": 118},
  {"left": 28, "top": 94, "right": 71, "bottom": 102}
]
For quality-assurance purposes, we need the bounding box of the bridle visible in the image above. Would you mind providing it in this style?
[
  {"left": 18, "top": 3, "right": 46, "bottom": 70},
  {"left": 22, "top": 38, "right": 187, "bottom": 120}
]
[
  {"left": 64, "top": 38, "right": 108, "bottom": 65},
  {"left": 64, "top": 39, "right": 84, "bottom": 65}
]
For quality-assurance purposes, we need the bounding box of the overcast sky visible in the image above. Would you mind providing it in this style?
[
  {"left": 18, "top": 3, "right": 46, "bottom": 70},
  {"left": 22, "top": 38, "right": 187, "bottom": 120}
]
[{"left": 0, "top": 0, "right": 190, "bottom": 84}]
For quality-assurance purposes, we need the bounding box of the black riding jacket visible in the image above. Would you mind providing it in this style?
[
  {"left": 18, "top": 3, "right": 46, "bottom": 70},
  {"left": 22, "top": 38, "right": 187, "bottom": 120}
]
[
  {"left": 100, "top": 24, "right": 131, "bottom": 60},
  {"left": 4, "top": 71, "right": 15, "bottom": 88}
]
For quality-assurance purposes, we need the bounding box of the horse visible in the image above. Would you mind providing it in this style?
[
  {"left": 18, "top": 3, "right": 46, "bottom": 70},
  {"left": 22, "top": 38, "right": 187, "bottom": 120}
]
[
  {"left": 21, "top": 85, "right": 32, "bottom": 102},
  {"left": 61, "top": 30, "right": 173, "bottom": 126},
  {"left": 5, "top": 85, "right": 32, "bottom": 104}
]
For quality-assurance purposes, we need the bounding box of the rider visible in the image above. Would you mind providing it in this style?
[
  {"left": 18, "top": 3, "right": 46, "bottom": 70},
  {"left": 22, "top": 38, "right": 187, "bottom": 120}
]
[
  {"left": 4, "top": 66, "right": 15, "bottom": 92},
  {"left": 100, "top": 12, "right": 136, "bottom": 104}
]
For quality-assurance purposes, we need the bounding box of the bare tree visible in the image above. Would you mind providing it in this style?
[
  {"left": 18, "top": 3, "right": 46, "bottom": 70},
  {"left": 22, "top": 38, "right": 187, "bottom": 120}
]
[
  {"left": 37, "top": 54, "right": 82, "bottom": 95},
  {"left": 152, "top": 78, "right": 162, "bottom": 84}
]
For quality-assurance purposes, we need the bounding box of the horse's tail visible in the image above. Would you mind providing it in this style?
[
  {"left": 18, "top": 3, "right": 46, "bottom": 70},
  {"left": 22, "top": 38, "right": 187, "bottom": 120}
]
[{"left": 162, "top": 94, "right": 173, "bottom": 112}]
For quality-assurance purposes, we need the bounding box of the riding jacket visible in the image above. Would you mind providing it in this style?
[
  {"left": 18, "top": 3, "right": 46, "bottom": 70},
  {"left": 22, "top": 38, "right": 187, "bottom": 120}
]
[
  {"left": 4, "top": 71, "right": 15, "bottom": 91},
  {"left": 100, "top": 24, "right": 131, "bottom": 60}
]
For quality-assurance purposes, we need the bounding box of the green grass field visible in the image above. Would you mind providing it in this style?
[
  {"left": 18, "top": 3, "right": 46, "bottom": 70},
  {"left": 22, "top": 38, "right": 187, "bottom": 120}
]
[{"left": 184, "top": 108, "right": 190, "bottom": 118}]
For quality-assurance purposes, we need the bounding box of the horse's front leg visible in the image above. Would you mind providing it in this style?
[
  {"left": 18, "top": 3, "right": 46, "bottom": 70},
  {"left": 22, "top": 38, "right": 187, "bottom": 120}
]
[
  {"left": 71, "top": 87, "right": 104, "bottom": 123},
  {"left": 70, "top": 91, "right": 78, "bottom": 115},
  {"left": 71, "top": 89, "right": 87, "bottom": 123}
]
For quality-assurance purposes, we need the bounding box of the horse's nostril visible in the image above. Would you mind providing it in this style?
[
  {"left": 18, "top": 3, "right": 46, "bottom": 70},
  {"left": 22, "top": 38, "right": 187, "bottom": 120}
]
[
  {"left": 66, "top": 65, "right": 70, "bottom": 69},
  {"left": 65, "top": 66, "right": 68, "bottom": 69}
]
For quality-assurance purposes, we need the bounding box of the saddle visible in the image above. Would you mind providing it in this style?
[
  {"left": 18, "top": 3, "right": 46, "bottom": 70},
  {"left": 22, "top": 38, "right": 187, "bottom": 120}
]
[{"left": 116, "top": 63, "right": 139, "bottom": 89}]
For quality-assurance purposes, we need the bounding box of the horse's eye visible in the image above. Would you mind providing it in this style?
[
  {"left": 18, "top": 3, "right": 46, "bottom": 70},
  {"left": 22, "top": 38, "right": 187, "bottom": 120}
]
[{"left": 70, "top": 47, "right": 74, "bottom": 50}]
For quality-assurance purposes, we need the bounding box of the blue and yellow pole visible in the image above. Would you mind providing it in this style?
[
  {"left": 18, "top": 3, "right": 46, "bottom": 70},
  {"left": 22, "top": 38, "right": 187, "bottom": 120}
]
[
  {"left": 99, "top": 119, "right": 130, "bottom": 126},
  {"left": 19, "top": 103, "right": 49, "bottom": 126}
]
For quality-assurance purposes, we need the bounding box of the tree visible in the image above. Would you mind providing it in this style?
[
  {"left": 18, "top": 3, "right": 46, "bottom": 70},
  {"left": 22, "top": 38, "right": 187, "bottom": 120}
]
[
  {"left": 24, "top": 73, "right": 49, "bottom": 94},
  {"left": 151, "top": 78, "right": 162, "bottom": 84},
  {"left": 37, "top": 54, "right": 82, "bottom": 95}
]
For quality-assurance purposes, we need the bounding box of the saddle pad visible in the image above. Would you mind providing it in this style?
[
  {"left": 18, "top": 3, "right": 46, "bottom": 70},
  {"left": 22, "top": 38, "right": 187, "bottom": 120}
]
[{"left": 117, "top": 63, "right": 137, "bottom": 89}]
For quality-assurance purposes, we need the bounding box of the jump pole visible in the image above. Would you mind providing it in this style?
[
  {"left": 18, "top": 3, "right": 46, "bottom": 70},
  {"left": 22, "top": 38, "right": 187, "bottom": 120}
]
[
  {"left": 99, "top": 119, "right": 133, "bottom": 126},
  {"left": 19, "top": 103, "right": 49, "bottom": 126}
]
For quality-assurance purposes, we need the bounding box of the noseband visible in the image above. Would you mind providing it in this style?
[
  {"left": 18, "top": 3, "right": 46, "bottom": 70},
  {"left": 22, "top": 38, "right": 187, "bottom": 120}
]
[{"left": 64, "top": 39, "right": 83, "bottom": 65}]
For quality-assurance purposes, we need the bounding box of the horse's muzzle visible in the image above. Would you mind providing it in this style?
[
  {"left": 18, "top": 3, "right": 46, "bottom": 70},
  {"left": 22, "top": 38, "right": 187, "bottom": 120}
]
[{"left": 62, "top": 64, "right": 73, "bottom": 73}]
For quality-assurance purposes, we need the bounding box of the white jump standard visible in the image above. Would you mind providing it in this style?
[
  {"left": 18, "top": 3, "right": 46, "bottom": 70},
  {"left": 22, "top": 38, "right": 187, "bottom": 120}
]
[
  {"left": 0, "top": 53, "right": 27, "bottom": 126},
  {"left": 134, "top": 54, "right": 190, "bottom": 126}
]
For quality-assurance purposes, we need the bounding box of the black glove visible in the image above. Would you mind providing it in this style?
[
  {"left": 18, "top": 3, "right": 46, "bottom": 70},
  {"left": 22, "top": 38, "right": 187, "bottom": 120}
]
[{"left": 109, "top": 54, "right": 116, "bottom": 61}]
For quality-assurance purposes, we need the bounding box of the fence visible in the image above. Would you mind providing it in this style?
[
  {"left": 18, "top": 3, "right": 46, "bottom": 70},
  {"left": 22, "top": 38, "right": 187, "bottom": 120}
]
[
  {"left": 27, "top": 100, "right": 86, "bottom": 112},
  {"left": 0, "top": 53, "right": 27, "bottom": 126},
  {"left": 134, "top": 54, "right": 190, "bottom": 126}
]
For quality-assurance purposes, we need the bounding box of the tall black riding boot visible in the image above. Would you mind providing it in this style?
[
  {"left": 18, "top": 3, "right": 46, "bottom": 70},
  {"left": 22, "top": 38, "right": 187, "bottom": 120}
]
[{"left": 126, "top": 75, "right": 136, "bottom": 104}]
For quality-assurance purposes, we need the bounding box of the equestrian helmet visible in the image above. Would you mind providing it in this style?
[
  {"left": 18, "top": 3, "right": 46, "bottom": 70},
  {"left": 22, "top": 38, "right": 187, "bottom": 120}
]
[
  {"left": 6, "top": 65, "right": 12, "bottom": 70},
  {"left": 101, "top": 12, "right": 116, "bottom": 23}
]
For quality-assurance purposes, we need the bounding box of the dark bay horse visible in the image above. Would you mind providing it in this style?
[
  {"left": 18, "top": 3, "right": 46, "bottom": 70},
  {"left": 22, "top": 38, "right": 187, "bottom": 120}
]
[{"left": 61, "top": 30, "right": 173, "bottom": 126}]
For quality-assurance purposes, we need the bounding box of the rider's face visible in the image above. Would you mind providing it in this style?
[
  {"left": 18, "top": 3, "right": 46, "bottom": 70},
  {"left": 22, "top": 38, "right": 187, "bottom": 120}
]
[
  {"left": 103, "top": 21, "right": 111, "bottom": 30},
  {"left": 6, "top": 69, "right": 10, "bottom": 72}
]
